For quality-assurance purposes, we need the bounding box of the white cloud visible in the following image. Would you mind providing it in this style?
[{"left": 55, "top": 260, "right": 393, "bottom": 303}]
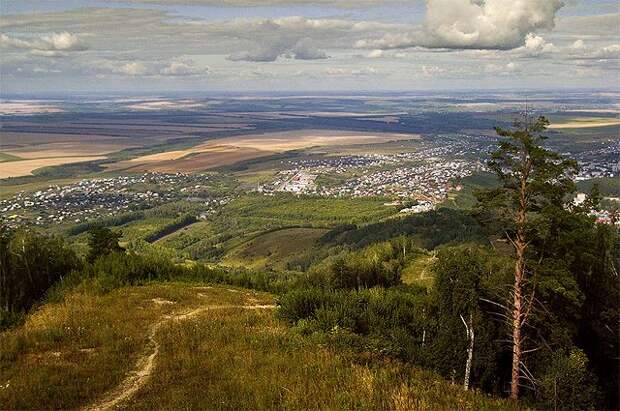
[
  {"left": 116, "top": 62, "right": 148, "bottom": 76},
  {"left": 159, "top": 60, "right": 209, "bottom": 76},
  {"left": 94, "top": 58, "right": 209, "bottom": 77},
  {"left": 0, "top": 32, "right": 86, "bottom": 57},
  {"left": 484, "top": 62, "right": 518, "bottom": 75},
  {"left": 421, "top": 65, "right": 446, "bottom": 76},
  {"left": 512, "top": 34, "right": 558, "bottom": 57},
  {"left": 566, "top": 40, "right": 620, "bottom": 60},
  {"left": 0, "top": 3, "right": 618, "bottom": 90},
  {"left": 357, "top": 0, "right": 564, "bottom": 50},
  {"left": 324, "top": 67, "right": 378, "bottom": 76},
  {"left": 571, "top": 39, "right": 586, "bottom": 50},
  {"left": 291, "top": 38, "right": 328, "bottom": 60},
  {"left": 113, "top": 0, "right": 412, "bottom": 6},
  {"left": 366, "top": 49, "right": 385, "bottom": 58},
  {"left": 40, "top": 32, "right": 84, "bottom": 51},
  {"left": 591, "top": 44, "right": 620, "bottom": 59},
  {"left": 425, "top": 0, "right": 562, "bottom": 49},
  {"left": 222, "top": 17, "right": 388, "bottom": 62}
]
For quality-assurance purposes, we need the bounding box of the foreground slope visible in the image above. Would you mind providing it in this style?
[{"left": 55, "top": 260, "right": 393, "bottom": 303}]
[{"left": 0, "top": 283, "right": 519, "bottom": 410}]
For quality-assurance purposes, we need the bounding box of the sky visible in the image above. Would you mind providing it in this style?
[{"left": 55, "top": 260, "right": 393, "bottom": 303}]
[{"left": 1, "top": 0, "right": 619, "bottom": 94}]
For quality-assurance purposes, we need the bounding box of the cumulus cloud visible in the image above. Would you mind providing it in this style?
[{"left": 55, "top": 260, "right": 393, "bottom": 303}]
[
  {"left": 114, "top": 0, "right": 410, "bottom": 6},
  {"left": 484, "top": 62, "right": 518, "bottom": 75},
  {"left": 512, "top": 34, "right": 558, "bottom": 57},
  {"left": 591, "top": 44, "right": 620, "bottom": 59},
  {"left": 226, "top": 21, "right": 336, "bottom": 62},
  {"left": 366, "top": 49, "right": 385, "bottom": 58},
  {"left": 160, "top": 60, "right": 209, "bottom": 76},
  {"left": 566, "top": 40, "right": 620, "bottom": 60},
  {"left": 421, "top": 65, "right": 446, "bottom": 76},
  {"left": 0, "top": 32, "right": 86, "bottom": 57},
  {"left": 356, "top": 0, "right": 564, "bottom": 51},
  {"left": 1, "top": 3, "right": 618, "bottom": 90},
  {"left": 570, "top": 39, "right": 586, "bottom": 50},
  {"left": 94, "top": 58, "right": 208, "bottom": 77},
  {"left": 291, "top": 38, "right": 328, "bottom": 60},
  {"left": 116, "top": 62, "right": 148, "bottom": 76},
  {"left": 324, "top": 67, "right": 378, "bottom": 76}
]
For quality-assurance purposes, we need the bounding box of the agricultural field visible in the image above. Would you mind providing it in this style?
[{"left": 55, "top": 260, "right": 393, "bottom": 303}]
[
  {"left": 0, "top": 156, "right": 106, "bottom": 179},
  {"left": 0, "top": 113, "right": 256, "bottom": 179},
  {"left": 547, "top": 116, "right": 620, "bottom": 129},
  {"left": 107, "top": 130, "right": 418, "bottom": 174}
]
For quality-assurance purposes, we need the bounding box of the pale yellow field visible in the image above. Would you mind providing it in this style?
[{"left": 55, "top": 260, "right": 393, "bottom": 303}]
[
  {"left": 108, "top": 130, "right": 418, "bottom": 173},
  {"left": 548, "top": 117, "right": 620, "bottom": 129},
  {"left": 109, "top": 146, "right": 274, "bottom": 173},
  {"left": 199, "top": 130, "right": 416, "bottom": 151},
  {"left": 3, "top": 142, "right": 139, "bottom": 159},
  {"left": 0, "top": 156, "right": 105, "bottom": 178}
]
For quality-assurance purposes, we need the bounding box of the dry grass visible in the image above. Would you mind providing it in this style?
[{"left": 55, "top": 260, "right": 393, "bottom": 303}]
[
  {"left": 125, "top": 305, "right": 521, "bottom": 411},
  {"left": 0, "top": 282, "right": 520, "bottom": 410},
  {"left": 401, "top": 253, "right": 437, "bottom": 288},
  {"left": 0, "top": 283, "right": 272, "bottom": 410}
]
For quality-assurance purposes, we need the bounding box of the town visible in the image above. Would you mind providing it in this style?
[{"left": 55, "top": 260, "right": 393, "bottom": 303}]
[{"left": 0, "top": 173, "right": 221, "bottom": 229}]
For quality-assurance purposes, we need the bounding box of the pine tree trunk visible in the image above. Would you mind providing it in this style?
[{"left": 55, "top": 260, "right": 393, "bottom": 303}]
[
  {"left": 510, "top": 243, "right": 524, "bottom": 399},
  {"left": 510, "top": 171, "right": 529, "bottom": 400}
]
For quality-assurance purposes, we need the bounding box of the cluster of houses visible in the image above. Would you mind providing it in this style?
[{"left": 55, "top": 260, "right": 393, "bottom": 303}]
[
  {"left": 399, "top": 200, "right": 435, "bottom": 214},
  {"left": 0, "top": 172, "right": 216, "bottom": 229},
  {"left": 257, "top": 137, "right": 490, "bottom": 205},
  {"left": 281, "top": 154, "right": 395, "bottom": 174},
  {"left": 320, "top": 160, "right": 482, "bottom": 201},
  {"left": 562, "top": 138, "right": 619, "bottom": 180},
  {"left": 276, "top": 171, "right": 318, "bottom": 194}
]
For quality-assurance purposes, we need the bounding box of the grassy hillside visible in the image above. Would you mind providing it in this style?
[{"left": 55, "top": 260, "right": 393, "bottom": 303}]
[
  {"left": 0, "top": 283, "right": 519, "bottom": 411},
  {"left": 577, "top": 177, "right": 620, "bottom": 197},
  {"left": 221, "top": 227, "right": 328, "bottom": 271}
]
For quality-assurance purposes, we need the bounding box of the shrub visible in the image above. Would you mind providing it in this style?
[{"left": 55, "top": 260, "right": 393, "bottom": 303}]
[
  {"left": 277, "top": 288, "right": 339, "bottom": 323},
  {"left": 277, "top": 286, "right": 431, "bottom": 362},
  {"left": 0, "top": 230, "right": 82, "bottom": 314},
  {"left": 538, "top": 348, "right": 601, "bottom": 411}
]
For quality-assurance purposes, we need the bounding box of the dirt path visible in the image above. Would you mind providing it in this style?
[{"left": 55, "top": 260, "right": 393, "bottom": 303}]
[{"left": 82, "top": 303, "right": 276, "bottom": 411}]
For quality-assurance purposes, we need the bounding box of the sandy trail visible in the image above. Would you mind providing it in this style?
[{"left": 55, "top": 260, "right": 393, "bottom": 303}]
[{"left": 82, "top": 303, "right": 276, "bottom": 411}]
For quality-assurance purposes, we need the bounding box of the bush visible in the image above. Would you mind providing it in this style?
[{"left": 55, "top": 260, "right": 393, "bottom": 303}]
[
  {"left": 67, "top": 211, "right": 144, "bottom": 236},
  {"left": 0, "top": 230, "right": 82, "bottom": 314},
  {"left": 538, "top": 348, "right": 601, "bottom": 411},
  {"left": 278, "top": 288, "right": 340, "bottom": 323},
  {"left": 144, "top": 214, "right": 197, "bottom": 243},
  {"left": 304, "top": 238, "right": 419, "bottom": 290},
  {"left": 277, "top": 286, "right": 431, "bottom": 362}
]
